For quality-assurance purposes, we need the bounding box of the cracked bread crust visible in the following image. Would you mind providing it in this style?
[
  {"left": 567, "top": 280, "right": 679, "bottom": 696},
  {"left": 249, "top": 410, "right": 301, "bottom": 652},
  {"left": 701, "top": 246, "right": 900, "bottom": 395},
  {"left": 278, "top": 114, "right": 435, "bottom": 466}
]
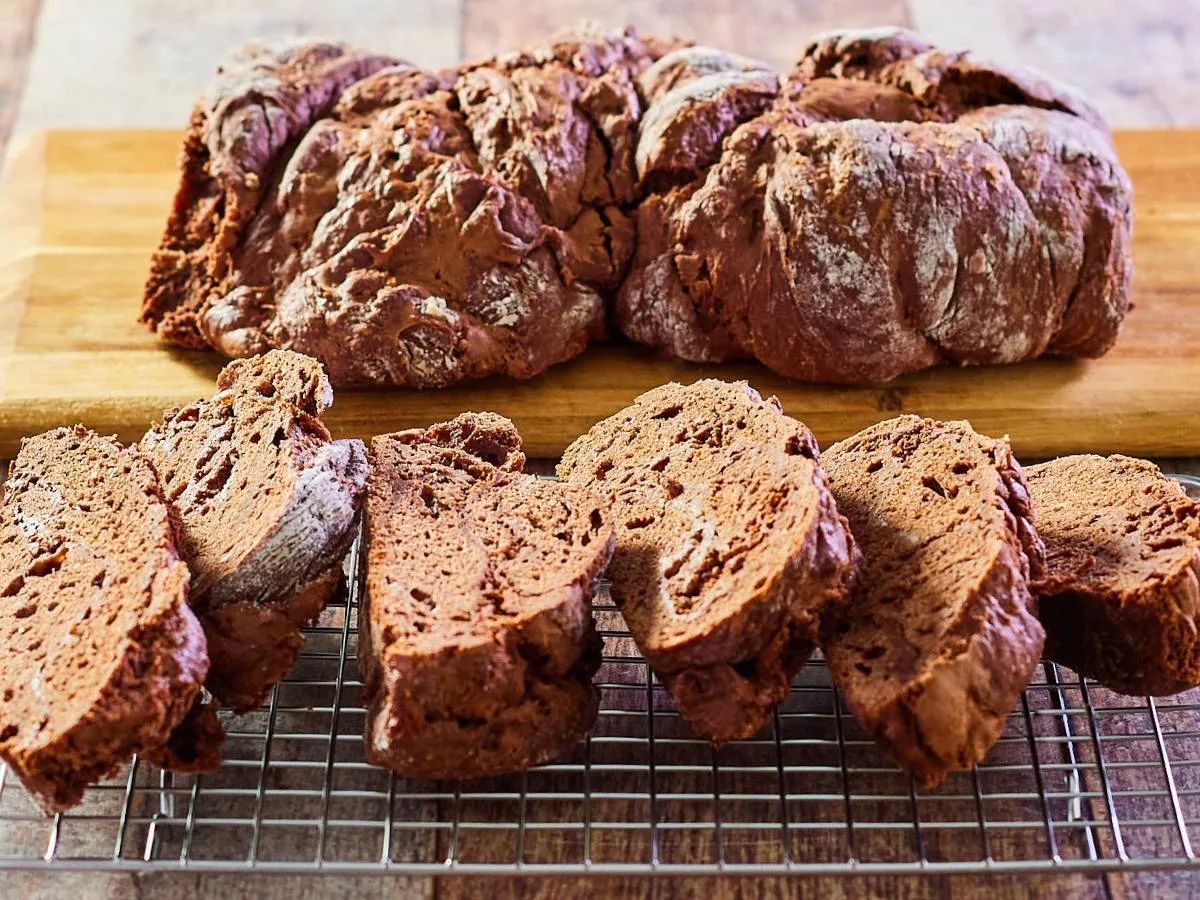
[
  {"left": 0, "top": 427, "right": 207, "bottom": 813},
  {"left": 140, "top": 42, "right": 399, "bottom": 350},
  {"left": 821, "top": 416, "right": 1046, "bottom": 787},
  {"left": 1028, "top": 455, "right": 1200, "bottom": 696},
  {"left": 558, "top": 380, "right": 856, "bottom": 745},
  {"left": 361, "top": 413, "right": 614, "bottom": 779},
  {"left": 142, "top": 350, "right": 367, "bottom": 725},
  {"left": 619, "top": 27, "right": 1132, "bottom": 382},
  {"left": 141, "top": 29, "right": 677, "bottom": 387},
  {"left": 144, "top": 27, "right": 1129, "bottom": 387}
]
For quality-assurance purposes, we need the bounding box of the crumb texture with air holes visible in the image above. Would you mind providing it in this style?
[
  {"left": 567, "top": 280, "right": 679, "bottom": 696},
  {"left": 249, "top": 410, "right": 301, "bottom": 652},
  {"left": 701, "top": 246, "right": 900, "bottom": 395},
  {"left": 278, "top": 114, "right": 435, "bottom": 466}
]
[
  {"left": 1028, "top": 454, "right": 1200, "bottom": 696},
  {"left": 140, "top": 349, "right": 368, "bottom": 767},
  {"left": 558, "top": 379, "right": 856, "bottom": 746},
  {"left": 360, "top": 412, "right": 615, "bottom": 779},
  {"left": 820, "top": 414, "right": 1046, "bottom": 788},
  {"left": 0, "top": 426, "right": 207, "bottom": 814}
]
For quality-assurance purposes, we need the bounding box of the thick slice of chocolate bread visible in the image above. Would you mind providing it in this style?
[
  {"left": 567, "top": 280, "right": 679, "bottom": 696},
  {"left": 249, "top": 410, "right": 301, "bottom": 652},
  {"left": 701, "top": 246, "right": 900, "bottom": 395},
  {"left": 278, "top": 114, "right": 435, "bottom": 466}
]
[
  {"left": 0, "top": 427, "right": 207, "bottom": 813},
  {"left": 361, "top": 413, "right": 613, "bottom": 779},
  {"left": 821, "top": 416, "right": 1046, "bottom": 787},
  {"left": 557, "top": 380, "right": 856, "bottom": 745},
  {"left": 1028, "top": 455, "right": 1200, "bottom": 695},
  {"left": 142, "top": 350, "right": 368, "bottom": 716}
]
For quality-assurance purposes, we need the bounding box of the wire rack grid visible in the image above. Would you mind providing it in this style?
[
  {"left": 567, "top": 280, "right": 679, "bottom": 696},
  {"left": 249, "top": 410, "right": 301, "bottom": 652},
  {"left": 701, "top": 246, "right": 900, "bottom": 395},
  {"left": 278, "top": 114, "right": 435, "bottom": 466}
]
[{"left": 1, "top": 477, "right": 1200, "bottom": 878}]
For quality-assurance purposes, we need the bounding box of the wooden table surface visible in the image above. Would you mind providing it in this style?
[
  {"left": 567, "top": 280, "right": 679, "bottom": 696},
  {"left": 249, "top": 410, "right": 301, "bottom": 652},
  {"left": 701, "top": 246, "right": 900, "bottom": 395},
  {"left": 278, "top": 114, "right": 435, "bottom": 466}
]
[{"left": 3, "top": 2, "right": 1200, "bottom": 898}]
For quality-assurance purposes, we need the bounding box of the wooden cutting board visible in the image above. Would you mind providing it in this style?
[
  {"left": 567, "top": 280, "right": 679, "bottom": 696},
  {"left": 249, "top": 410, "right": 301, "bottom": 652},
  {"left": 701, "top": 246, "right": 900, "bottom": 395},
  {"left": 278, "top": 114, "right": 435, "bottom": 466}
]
[{"left": 1, "top": 128, "right": 1198, "bottom": 459}]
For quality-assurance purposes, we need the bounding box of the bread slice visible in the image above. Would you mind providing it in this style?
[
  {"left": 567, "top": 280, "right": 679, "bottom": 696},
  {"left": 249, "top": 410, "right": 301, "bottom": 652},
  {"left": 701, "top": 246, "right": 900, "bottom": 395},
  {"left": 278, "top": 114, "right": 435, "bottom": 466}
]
[
  {"left": 557, "top": 380, "right": 856, "bottom": 745},
  {"left": 1027, "top": 454, "right": 1200, "bottom": 695},
  {"left": 820, "top": 415, "right": 1046, "bottom": 787},
  {"left": 360, "top": 413, "right": 614, "bottom": 779},
  {"left": 142, "top": 350, "right": 367, "bottom": 717},
  {"left": 0, "top": 427, "right": 206, "bottom": 812}
]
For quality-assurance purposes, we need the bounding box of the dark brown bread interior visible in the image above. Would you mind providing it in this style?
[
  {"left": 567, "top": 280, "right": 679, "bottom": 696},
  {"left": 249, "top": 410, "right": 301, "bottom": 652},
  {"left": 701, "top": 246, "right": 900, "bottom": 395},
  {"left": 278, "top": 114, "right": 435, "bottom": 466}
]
[
  {"left": 1028, "top": 454, "right": 1200, "bottom": 696},
  {"left": 360, "top": 413, "right": 614, "bottom": 779},
  {"left": 141, "top": 350, "right": 367, "bottom": 769},
  {"left": 142, "top": 698, "right": 225, "bottom": 773},
  {"left": 557, "top": 380, "right": 855, "bottom": 745},
  {"left": 0, "top": 427, "right": 207, "bottom": 813},
  {"left": 821, "top": 415, "right": 1045, "bottom": 788}
]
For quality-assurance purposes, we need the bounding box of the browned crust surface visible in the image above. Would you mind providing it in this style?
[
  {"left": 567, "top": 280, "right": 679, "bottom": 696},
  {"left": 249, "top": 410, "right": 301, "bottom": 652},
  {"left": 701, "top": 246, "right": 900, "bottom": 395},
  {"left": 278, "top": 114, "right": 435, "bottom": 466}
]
[
  {"left": 142, "top": 26, "right": 1130, "bottom": 388},
  {"left": 618, "top": 27, "right": 1133, "bottom": 382},
  {"left": 140, "top": 30, "right": 676, "bottom": 387}
]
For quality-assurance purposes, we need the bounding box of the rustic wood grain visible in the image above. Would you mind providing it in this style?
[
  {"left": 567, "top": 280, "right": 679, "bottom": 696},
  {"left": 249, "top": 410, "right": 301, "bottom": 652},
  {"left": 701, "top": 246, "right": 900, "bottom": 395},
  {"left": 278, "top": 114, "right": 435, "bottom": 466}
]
[
  {"left": 0, "top": 0, "right": 40, "bottom": 162},
  {"left": 909, "top": 0, "right": 1200, "bottom": 127},
  {"left": 435, "top": 874, "right": 1107, "bottom": 899},
  {"left": 461, "top": 0, "right": 909, "bottom": 73},
  {"left": 0, "top": 128, "right": 1197, "bottom": 460},
  {"left": 12, "top": 0, "right": 460, "bottom": 133}
]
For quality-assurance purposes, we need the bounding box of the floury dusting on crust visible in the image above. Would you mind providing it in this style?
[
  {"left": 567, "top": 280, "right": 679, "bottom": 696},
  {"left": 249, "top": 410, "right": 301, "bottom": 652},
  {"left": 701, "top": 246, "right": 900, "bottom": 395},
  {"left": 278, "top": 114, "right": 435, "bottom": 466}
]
[
  {"left": 142, "top": 29, "right": 677, "bottom": 387},
  {"left": 619, "top": 29, "right": 1132, "bottom": 382},
  {"left": 142, "top": 26, "right": 1132, "bottom": 387},
  {"left": 141, "top": 350, "right": 368, "bottom": 722}
]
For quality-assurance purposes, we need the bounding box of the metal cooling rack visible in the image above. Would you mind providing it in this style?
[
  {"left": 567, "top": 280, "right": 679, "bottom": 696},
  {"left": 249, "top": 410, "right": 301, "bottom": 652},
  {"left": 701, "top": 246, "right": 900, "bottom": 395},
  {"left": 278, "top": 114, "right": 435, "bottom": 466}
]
[{"left": 2, "top": 477, "right": 1200, "bottom": 877}]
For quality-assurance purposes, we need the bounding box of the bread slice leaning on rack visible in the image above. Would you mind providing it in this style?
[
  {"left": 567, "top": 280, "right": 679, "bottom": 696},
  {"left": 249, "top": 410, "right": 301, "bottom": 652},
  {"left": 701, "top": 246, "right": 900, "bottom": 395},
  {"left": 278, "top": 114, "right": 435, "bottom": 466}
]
[
  {"left": 0, "top": 427, "right": 207, "bottom": 813},
  {"left": 558, "top": 380, "right": 856, "bottom": 745},
  {"left": 1028, "top": 454, "right": 1200, "bottom": 696},
  {"left": 820, "top": 415, "right": 1046, "bottom": 788},
  {"left": 141, "top": 350, "right": 368, "bottom": 768},
  {"left": 360, "top": 413, "right": 614, "bottom": 779}
]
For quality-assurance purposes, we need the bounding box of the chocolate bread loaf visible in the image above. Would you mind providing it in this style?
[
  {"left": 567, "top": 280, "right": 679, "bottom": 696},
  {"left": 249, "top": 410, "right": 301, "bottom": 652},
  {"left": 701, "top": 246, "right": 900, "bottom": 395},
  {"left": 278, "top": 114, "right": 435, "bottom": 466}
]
[
  {"left": 0, "top": 428, "right": 206, "bottom": 813},
  {"left": 820, "top": 415, "right": 1046, "bottom": 787},
  {"left": 620, "top": 28, "right": 1132, "bottom": 381},
  {"left": 558, "top": 380, "right": 856, "bottom": 745},
  {"left": 360, "top": 413, "right": 613, "bottom": 779},
  {"left": 1028, "top": 455, "right": 1200, "bottom": 696},
  {"left": 144, "top": 27, "right": 1130, "bottom": 387},
  {"left": 141, "top": 29, "right": 675, "bottom": 387},
  {"left": 142, "top": 350, "right": 367, "bottom": 718}
]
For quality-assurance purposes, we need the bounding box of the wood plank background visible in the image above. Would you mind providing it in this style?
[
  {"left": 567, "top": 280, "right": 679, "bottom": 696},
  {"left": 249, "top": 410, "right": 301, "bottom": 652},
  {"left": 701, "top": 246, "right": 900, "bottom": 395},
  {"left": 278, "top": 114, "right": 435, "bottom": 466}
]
[
  {"left": 3, "top": 2, "right": 1200, "bottom": 899},
  {"left": 6, "top": 128, "right": 1200, "bottom": 460}
]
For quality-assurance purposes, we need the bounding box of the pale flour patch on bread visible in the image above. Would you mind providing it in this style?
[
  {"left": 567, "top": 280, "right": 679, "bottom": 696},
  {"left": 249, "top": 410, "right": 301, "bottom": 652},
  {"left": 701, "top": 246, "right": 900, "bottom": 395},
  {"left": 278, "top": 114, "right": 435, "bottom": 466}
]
[
  {"left": 619, "top": 28, "right": 1131, "bottom": 382},
  {"left": 143, "top": 29, "right": 676, "bottom": 386},
  {"left": 142, "top": 350, "right": 367, "bottom": 724}
]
